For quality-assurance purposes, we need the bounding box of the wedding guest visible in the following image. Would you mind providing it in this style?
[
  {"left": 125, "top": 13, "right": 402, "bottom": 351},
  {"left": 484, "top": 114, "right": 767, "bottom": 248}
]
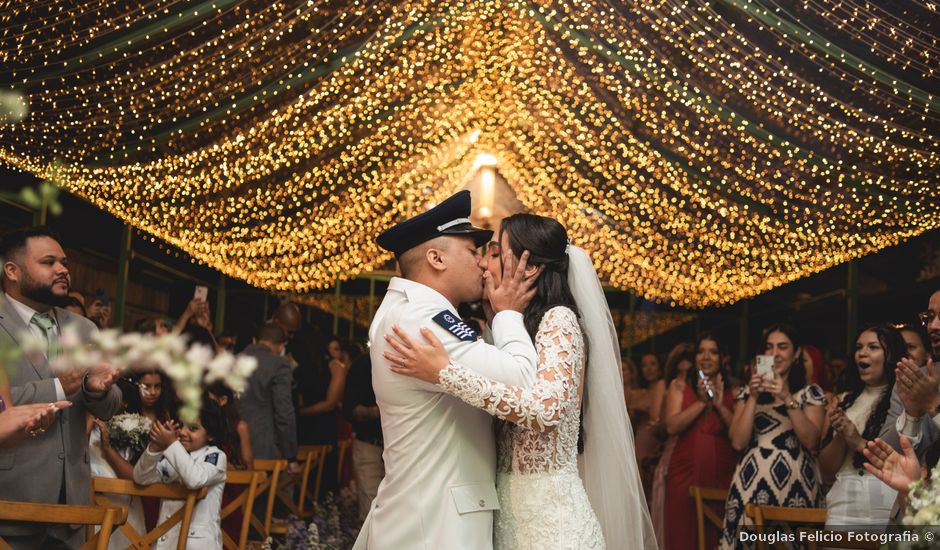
[
  {"left": 135, "top": 369, "right": 178, "bottom": 424},
  {"left": 804, "top": 344, "right": 831, "bottom": 392},
  {"left": 86, "top": 289, "right": 112, "bottom": 329},
  {"left": 720, "top": 324, "right": 826, "bottom": 548},
  {"left": 62, "top": 296, "right": 86, "bottom": 318},
  {"left": 88, "top": 378, "right": 147, "bottom": 550},
  {"left": 651, "top": 342, "right": 695, "bottom": 549},
  {"left": 632, "top": 353, "right": 665, "bottom": 498},
  {"left": 205, "top": 382, "right": 253, "bottom": 470},
  {"left": 819, "top": 325, "right": 905, "bottom": 528},
  {"left": 664, "top": 333, "right": 735, "bottom": 550},
  {"left": 898, "top": 324, "right": 931, "bottom": 368},
  {"left": 881, "top": 289, "right": 940, "bottom": 453},
  {"left": 622, "top": 355, "right": 637, "bottom": 408},
  {"left": 134, "top": 400, "right": 228, "bottom": 550},
  {"left": 235, "top": 323, "right": 297, "bottom": 469},
  {"left": 0, "top": 226, "right": 122, "bottom": 548},
  {"left": 134, "top": 315, "right": 171, "bottom": 336},
  {"left": 829, "top": 353, "right": 850, "bottom": 394},
  {"left": 342, "top": 352, "right": 384, "bottom": 518},
  {"left": 296, "top": 335, "right": 350, "bottom": 497}
]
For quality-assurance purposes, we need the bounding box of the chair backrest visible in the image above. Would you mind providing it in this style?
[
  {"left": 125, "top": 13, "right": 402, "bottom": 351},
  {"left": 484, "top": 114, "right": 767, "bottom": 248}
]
[
  {"left": 688, "top": 486, "right": 727, "bottom": 550},
  {"left": 250, "top": 459, "right": 287, "bottom": 540},
  {"left": 298, "top": 444, "right": 332, "bottom": 517},
  {"left": 0, "top": 500, "right": 127, "bottom": 550},
  {"left": 222, "top": 470, "right": 266, "bottom": 550},
  {"left": 336, "top": 437, "right": 353, "bottom": 482},
  {"left": 744, "top": 504, "right": 827, "bottom": 550},
  {"left": 92, "top": 477, "right": 207, "bottom": 550}
]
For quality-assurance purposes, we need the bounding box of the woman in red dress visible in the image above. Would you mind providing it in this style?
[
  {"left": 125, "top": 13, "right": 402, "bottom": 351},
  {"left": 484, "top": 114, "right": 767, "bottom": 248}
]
[{"left": 663, "top": 333, "right": 736, "bottom": 550}]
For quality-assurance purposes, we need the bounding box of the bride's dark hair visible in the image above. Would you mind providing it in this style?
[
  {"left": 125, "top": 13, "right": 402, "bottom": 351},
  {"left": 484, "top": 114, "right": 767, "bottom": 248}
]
[{"left": 499, "top": 213, "right": 579, "bottom": 339}]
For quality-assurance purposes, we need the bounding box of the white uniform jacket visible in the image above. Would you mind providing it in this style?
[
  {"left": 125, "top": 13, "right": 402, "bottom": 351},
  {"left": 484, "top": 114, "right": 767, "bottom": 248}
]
[
  {"left": 354, "top": 277, "right": 538, "bottom": 550},
  {"left": 133, "top": 442, "right": 227, "bottom": 550}
]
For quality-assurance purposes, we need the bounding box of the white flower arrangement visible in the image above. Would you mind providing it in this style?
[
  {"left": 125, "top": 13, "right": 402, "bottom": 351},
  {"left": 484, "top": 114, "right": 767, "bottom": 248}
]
[
  {"left": 17, "top": 326, "right": 257, "bottom": 423},
  {"left": 904, "top": 463, "right": 940, "bottom": 526},
  {"left": 106, "top": 413, "right": 152, "bottom": 458}
]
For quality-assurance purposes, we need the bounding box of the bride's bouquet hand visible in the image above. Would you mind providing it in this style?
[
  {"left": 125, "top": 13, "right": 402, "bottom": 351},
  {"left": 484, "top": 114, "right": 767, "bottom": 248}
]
[{"left": 385, "top": 325, "right": 450, "bottom": 384}]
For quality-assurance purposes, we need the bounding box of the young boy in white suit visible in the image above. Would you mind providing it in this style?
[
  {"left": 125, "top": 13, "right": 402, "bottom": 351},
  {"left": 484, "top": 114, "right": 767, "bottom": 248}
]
[{"left": 134, "top": 400, "right": 228, "bottom": 549}]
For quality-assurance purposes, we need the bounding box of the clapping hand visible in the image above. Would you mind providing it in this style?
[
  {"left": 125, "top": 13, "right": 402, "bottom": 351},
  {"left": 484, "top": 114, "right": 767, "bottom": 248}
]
[
  {"left": 0, "top": 401, "right": 72, "bottom": 448},
  {"left": 863, "top": 437, "right": 921, "bottom": 494},
  {"left": 84, "top": 364, "right": 122, "bottom": 393},
  {"left": 896, "top": 358, "right": 940, "bottom": 418},
  {"left": 148, "top": 420, "right": 179, "bottom": 452},
  {"left": 829, "top": 407, "right": 864, "bottom": 452}
]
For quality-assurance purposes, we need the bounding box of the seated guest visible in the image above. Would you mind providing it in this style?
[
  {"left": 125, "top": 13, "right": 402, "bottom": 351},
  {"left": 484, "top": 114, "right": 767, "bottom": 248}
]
[
  {"left": 721, "top": 324, "right": 826, "bottom": 549},
  {"left": 133, "top": 401, "right": 227, "bottom": 550},
  {"left": 664, "top": 333, "right": 736, "bottom": 550},
  {"left": 820, "top": 325, "right": 905, "bottom": 528}
]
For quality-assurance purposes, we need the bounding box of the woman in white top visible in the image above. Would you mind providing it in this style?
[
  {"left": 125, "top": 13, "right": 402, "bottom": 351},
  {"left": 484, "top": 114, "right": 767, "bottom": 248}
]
[{"left": 819, "top": 325, "right": 908, "bottom": 527}]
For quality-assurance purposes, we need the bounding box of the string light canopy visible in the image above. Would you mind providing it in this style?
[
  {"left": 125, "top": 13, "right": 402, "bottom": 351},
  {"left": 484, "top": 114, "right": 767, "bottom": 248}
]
[{"left": 1, "top": 0, "right": 938, "bottom": 308}]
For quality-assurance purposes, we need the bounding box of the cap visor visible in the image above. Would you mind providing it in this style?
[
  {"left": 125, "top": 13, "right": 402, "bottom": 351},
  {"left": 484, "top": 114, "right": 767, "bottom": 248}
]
[{"left": 441, "top": 226, "right": 493, "bottom": 248}]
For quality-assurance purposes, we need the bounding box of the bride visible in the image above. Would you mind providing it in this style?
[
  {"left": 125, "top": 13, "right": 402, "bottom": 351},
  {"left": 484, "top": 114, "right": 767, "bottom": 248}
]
[{"left": 383, "top": 213, "right": 656, "bottom": 549}]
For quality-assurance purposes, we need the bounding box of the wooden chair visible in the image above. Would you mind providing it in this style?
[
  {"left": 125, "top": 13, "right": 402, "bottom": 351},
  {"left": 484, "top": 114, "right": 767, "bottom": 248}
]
[
  {"left": 744, "top": 504, "right": 827, "bottom": 550},
  {"left": 0, "top": 500, "right": 127, "bottom": 550},
  {"left": 248, "top": 459, "right": 287, "bottom": 542},
  {"left": 798, "top": 528, "right": 881, "bottom": 550},
  {"left": 91, "top": 477, "right": 207, "bottom": 550},
  {"left": 297, "top": 444, "right": 332, "bottom": 517},
  {"left": 688, "top": 486, "right": 727, "bottom": 550},
  {"left": 222, "top": 470, "right": 266, "bottom": 550}
]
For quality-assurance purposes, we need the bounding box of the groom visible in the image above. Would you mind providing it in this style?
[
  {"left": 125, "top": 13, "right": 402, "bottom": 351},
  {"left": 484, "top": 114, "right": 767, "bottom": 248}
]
[{"left": 354, "top": 191, "right": 538, "bottom": 550}]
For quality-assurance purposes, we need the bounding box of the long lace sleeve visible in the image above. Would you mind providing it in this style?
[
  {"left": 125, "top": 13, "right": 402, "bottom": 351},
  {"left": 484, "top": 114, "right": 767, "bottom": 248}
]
[{"left": 438, "top": 307, "right": 583, "bottom": 431}]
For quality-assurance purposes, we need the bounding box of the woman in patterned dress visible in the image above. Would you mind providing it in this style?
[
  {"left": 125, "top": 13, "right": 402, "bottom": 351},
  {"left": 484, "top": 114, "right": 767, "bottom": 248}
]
[{"left": 719, "top": 324, "right": 827, "bottom": 548}]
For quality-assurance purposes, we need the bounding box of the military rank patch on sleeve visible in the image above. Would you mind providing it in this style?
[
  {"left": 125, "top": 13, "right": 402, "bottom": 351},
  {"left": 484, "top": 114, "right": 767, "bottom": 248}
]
[
  {"left": 432, "top": 310, "right": 477, "bottom": 342},
  {"left": 205, "top": 452, "right": 219, "bottom": 465}
]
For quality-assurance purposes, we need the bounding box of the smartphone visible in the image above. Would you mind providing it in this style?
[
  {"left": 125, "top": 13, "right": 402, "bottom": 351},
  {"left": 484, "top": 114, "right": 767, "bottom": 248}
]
[
  {"left": 194, "top": 285, "right": 208, "bottom": 302},
  {"left": 756, "top": 355, "right": 774, "bottom": 380},
  {"left": 697, "top": 369, "right": 715, "bottom": 399}
]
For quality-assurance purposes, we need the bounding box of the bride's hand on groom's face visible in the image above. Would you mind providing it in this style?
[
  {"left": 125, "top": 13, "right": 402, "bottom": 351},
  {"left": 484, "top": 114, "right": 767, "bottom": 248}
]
[
  {"left": 486, "top": 250, "right": 540, "bottom": 314},
  {"left": 384, "top": 325, "right": 449, "bottom": 384}
]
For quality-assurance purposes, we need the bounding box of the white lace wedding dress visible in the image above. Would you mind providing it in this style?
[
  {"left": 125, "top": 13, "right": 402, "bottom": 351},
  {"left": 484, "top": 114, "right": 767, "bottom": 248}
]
[{"left": 438, "top": 306, "right": 604, "bottom": 550}]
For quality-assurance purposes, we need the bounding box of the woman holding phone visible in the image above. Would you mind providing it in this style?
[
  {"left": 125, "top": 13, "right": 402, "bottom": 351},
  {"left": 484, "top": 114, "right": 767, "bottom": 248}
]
[
  {"left": 663, "top": 333, "right": 735, "bottom": 550},
  {"left": 719, "top": 324, "right": 827, "bottom": 549}
]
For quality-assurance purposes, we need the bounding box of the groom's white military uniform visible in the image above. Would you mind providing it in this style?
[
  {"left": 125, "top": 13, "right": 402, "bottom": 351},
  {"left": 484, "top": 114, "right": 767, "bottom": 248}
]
[{"left": 354, "top": 191, "right": 538, "bottom": 550}]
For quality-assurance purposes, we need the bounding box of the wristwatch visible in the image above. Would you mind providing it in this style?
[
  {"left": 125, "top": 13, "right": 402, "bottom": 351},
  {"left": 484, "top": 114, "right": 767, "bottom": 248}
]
[{"left": 786, "top": 398, "right": 800, "bottom": 410}]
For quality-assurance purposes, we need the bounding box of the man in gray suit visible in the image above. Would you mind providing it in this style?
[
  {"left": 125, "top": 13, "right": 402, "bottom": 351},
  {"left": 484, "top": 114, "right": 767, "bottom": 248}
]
[
  {"left": 237, "top": 322, "right": 300, "bottom": 472},
  {"left": 0, "top": 227, "right": 123, "bottom": 549}
]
